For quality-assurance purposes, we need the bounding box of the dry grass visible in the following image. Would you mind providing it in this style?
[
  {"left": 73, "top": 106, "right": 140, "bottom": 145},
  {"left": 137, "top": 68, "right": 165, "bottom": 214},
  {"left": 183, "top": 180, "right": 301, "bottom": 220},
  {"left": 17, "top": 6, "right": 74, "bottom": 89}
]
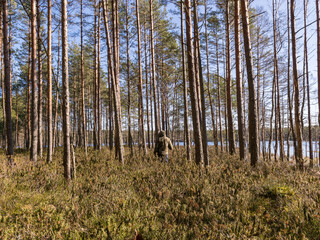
[{"left": 0, "top": 147, "right": 320, "bottom": 239}]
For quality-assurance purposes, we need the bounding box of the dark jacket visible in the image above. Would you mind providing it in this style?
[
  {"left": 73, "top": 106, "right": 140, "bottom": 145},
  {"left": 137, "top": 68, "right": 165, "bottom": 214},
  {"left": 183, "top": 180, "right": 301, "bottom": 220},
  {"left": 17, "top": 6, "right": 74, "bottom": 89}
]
[{"left": 154, "top": 130, "right": 173, "bottom": 156}]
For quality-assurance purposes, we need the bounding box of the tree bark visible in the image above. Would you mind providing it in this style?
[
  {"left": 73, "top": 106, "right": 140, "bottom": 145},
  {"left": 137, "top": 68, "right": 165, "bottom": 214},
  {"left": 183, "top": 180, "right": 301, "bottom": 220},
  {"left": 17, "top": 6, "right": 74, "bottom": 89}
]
[
  {"left": 136, "top": 0, "right": 147, "bottom": 154},
  {"left": 102, "top": 0, "right": 124, "bottom": 163},
  {"left": 150, "top": 0, "right": 159, "bottom": 141},
  {"left": 287, "top": 0, "right": 297, "bottom": 161},
  {"left": 62, "top": 0, "right": 71, "bottom": 179},
  {"left": 93, "top": 0, "right": 98, "bottom": 150},
  {"left": 2, "top": 0, "right": 14, "bottom": 162},
  {"left": 80, "top": 0, "right": 87, "bottom": 155},
  {"left": 185, "top": 0, "right": 203, "bottom": 165},
  {"left": 37, "top": 0, "right": 43, "bottom": 158},
  {"left": 98, "top": 2, "right": 102, "bottom": 150},
  {"left": 316, "top": 0, "right": 320, "bottom": 165},
  {"left": 225, "top": 0, "right": 236, "bottom": 155},
  {"left": 304, "top": 0, "right": 313, "bottom": 166},
  {"left": 144, "top": 22, "right": 151, "bottom": 149},
  {"left": 240, "top": 0, "right": 259, "bottom": 166},
  {"left": 235, "top": 0, "right": 245, "bottom": 160},
  {"left": 180, "top": 0, "right": 191, "bottom": 161},
  {"left": 0, "top": 4, "right": 6, "bottom": 150},
  {"left": 26, "top": 20, "right": 31, "bottom": 149},
  {"left": 290, "top": 0, "right": 303, "bottom": 168},
  {"left": 126, "top": 0, "right": 133, "bottom": 155},
  {"left": 47, "top": 0, "right": 53, "bottom": 163},
  {"left": 194, "top": 0, "right": 209, "bottom": 166},
  {"left": 216, "top": 35, "right": 223, "bottom": 152},
  {"left": 204, "top": 0, "right": 218, "bottom": 153},
  {"left": 30, "top": 0, "right": 38, "bottom": 162}
]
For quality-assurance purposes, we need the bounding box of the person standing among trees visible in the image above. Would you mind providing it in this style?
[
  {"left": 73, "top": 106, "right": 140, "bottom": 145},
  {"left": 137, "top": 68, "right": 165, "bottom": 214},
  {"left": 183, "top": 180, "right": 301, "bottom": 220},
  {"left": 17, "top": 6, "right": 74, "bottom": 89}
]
[{"left": 154, "top": 130, "right": 173, "bottom": 162}]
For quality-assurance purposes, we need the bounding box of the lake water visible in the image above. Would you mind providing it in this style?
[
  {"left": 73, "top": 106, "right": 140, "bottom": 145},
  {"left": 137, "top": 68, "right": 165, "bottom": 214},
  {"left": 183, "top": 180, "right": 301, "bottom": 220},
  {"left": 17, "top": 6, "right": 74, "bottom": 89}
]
[{"left": 174, "top": 140, "right": 319, "bottom": 159}]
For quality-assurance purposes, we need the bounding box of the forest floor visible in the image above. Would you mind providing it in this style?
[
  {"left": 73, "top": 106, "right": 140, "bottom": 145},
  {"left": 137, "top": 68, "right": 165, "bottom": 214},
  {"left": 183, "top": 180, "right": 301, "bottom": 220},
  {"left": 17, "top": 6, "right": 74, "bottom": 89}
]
[{"left": 0, "top": 147, "right": 320, "bottom": 239}]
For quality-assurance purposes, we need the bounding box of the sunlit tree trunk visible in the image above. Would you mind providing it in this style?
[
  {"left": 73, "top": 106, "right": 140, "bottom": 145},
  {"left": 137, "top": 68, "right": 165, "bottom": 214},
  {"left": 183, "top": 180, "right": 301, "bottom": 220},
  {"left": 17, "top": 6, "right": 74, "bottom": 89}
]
[
  {"left": 37, "top": 0, "right": 43, "bottom": 158},
  {"left": 97, "top": 2, "right": 102, "bottom": 150},
  {"left": 26, "top": 20, "right": 31, "bottom": 149},
  {"left": 235, "top": 0, "right": 245, "bottom": 160},
  {"left": 225, "top": 0, "right": 236, "bottom": 155},
  {"left": 290, "top": 0, "right": 303, "bottom": 168},
  {"left": 30, "top": 0, "right": 38, "bottom": 162},
  {"left": 80, "top": 0, "right": 87, "bottom": 155},
  {"left": 241, "top": 0, "right": 259, "bottom": 166},
  {"left": 205, "top": 0, "right": 218, "bottom": 154},
  {"left": 136, "top": 0, "right": 147, "bottom": 154},
  {"left": 273, "top": 0, "right": 284, "bottom": 161},
  {"left": 185, "top": 0, "right": 203, "bottom": 165},
  {"left": 62, "top": 0, "right": 71, "bottom": 179},
  {"left": 194, "top": 0, "right": 209, "bottom": 166},
  {"left": 47, "top": 0, "right": 53, "bottom": 163},
  {"left": 150, "top": 0, "right": 159, "bottom": 140},
  {"left": 126, "top": 0, "right": 133, "bottom": 155},
  {"left": 287, "top": 0, "right": 297, "bottom": 161},
  {"left": 316, "top": 0, "right": 320, "bottom": 165},
  {"left": 303, "top": 0, "right": 313, "bottom": 166},
  {"left": 0, "top": 5, "right": 6, "bottom": 150},
  {"left": 181, "top": 0, "right": 191, "bottom": 161},
  {"left": 2, "top": 0, "right": 13, "bottom": 163},
  {"left": 144, "top": 22, "right": 151, "bottom": 149},
  {"left": 102, "top": 0, "right": 124, "bottom": 163},
  {"left": 93, "top": 0, "right": 98, "bottom": 150},
  {"left": 216, "top": 35, "right": 223, "bottom": 152},
  {"left": 53, "top": 24, "right": 60, "bottom": 152}
]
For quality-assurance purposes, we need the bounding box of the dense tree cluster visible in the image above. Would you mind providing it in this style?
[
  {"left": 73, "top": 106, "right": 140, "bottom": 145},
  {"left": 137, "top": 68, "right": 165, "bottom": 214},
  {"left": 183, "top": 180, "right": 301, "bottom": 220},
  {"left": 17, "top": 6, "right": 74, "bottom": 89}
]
[{"left": 0, "top": 0, "right": 319, "bottom": 178}]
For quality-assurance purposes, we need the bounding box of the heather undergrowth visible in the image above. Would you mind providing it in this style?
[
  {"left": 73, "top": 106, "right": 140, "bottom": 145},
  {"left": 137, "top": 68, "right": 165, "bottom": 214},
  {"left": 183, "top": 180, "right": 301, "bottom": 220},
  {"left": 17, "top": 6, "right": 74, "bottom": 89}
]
[{"left": 0, "top": 147, "right": 320, "bottom": 239}]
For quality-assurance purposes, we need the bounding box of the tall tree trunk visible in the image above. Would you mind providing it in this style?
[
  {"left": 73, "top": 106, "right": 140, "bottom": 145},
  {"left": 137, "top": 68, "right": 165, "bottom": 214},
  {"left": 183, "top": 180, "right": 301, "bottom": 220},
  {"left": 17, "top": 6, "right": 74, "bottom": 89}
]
[
  {"left": 226, "top": 0, "right": 236, "bottom": 155},
  {"left": 204, "top": 0, "right": 218, "bottom": 154},
  {"left": 235, "top": 0, "right": 245, "bottom": 160},
  {"left": 216, "top": 35, "right": 223, "bottom": 152},
  {"left": 240, "top": 0, "right": 259, "bottom": 166},
  {"left": 316, "top": 0, "right": 320, "bottom": 165},
  {"left": 269, "top": 77, "right": 275, "bottom": 160},
  {"left": 62, "top": 0, "right": 71, "bottom": 179},
  {"left": 290, "top": 0, "right": 303, "bottom": 169},
  {"left": 194, "top": 0, "right": 209, "bottom": 166},
  {"left": 30, "top": 0, "right": 38, "bottom": 162},
  {"left": 144, "top": 22, "right": 151, "bottom": 149},
  {"left": 47, "top": 0, "right": 53, "bottom": 162},
  {"left": 93, "top": 0, "right": 98, "bottom": 150},
  {"left": 273, "top": 0, "right": 284, "bottom": 161},
  {"left": 2, "top": 0, "right": 14, "bottom": 162},
  {"left": 150, "top": 0, "right": 159, "bottom": 141},
  {"left": 304, "top": 0, "right": 313, "bottom": 166},
  {"left": 37, "top": 0, "right": 43, "bottom": 158},
  {"left": 80, "top": 0, "right": 87, "bottom": 155},
  {"left": 102, "top": 0, "right": 124, "bottom": 163},
  {"left": 0, "top": 5, "right": 5, "bottom": 150},
  {"left": 287, "top": 0, "right": 297, "bottom": 161},
  {"left": 97, "top": 3, "right": 102, "bottom": 150},
  {"left": 126, "top": 0, "right": 133, "bottom": 155},
  {"left": 256, "top": 27, "right": 261, "bottom": 157},
  {"left": 136, "top": 0, "right": 147, "bottom": 154},
  {"left": 26, "top": 20, "right": 31, "bottom": 149},
  {"left": 181, "top": 0, "right": 191, "bottom": 161},
  {"left": 185, "top": 0, "right": 203, "bottom": 165},
  {"left": 15, "top": 80, "right": 19, "bottom": 148},
  {"left": 53, "top": 24, "right": 60, "bottom": 152}
]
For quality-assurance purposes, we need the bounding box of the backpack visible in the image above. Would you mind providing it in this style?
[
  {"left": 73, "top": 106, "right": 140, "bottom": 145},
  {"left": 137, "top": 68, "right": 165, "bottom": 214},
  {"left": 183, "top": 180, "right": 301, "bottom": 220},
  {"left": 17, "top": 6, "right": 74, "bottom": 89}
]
[{"left": 156, "top": 137, "right": 166, "bottom": 156}]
